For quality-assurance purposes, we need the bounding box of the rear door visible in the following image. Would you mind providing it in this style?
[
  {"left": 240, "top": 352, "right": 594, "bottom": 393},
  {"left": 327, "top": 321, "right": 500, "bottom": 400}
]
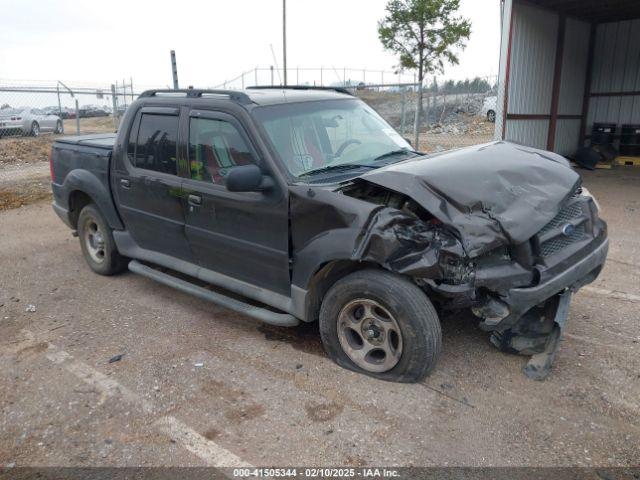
[
  {"left": 112, "top": 106, "right": 194, "bottom": 262},
  {"left": 182, "top": 109, "right": 291, "bottom": 295},
  {"left": 32, "top": 109, "right": 53, "bottom": 131}
]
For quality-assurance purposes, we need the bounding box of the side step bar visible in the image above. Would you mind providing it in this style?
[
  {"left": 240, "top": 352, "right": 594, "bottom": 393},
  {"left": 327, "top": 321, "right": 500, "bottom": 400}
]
[{"left": 128, "top": 260, "right": 300, "bottom": 327}]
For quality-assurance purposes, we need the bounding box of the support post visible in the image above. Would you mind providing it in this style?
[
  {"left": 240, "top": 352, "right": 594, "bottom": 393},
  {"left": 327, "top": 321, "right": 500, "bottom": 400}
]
[
  {"left": 111, "top": 84, "right": 118, "bottom": 130},
  {"left": 579, "top": 23, "right": 597, "bottom": 149},
  {"left": 414, "top": 80, "right": 422, "bottom": 149},
  {"left": 170, "top": 50, "right": 179, "bottom": 89},
  {"left": 400, "top": 87, "right": 406, "bottom": 134},
  {"left": 282, "top": 0, "right": 287, "bottom": 85},
  {"left": 56, "top": 86, "right": 62, "bottom": 119},
  {"left": 75, "top": 98, "right": 80, "bottom": 135},
  {"left": 270, "top": 66, "right": 274, "bottom": 86},
  {"left": 547, "top": 15, "right": 566, "bottom": 152}
]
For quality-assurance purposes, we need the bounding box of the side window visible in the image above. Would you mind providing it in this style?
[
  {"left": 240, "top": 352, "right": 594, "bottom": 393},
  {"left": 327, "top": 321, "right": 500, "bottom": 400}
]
[
  {"left": 188, "top": 117, "right": 256, "bottom": 184},
  {"left": 132, "top": 113, "right": 179, "bottom": 175}
]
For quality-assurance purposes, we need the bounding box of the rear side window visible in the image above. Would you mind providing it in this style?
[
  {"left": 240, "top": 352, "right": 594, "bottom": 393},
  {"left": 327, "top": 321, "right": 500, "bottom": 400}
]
[
  {"left": 131, "top": 113, "right": 179, "bottom": 175},
  {"left": 188, "top": 117, "right": 256, "bottom": 184}
]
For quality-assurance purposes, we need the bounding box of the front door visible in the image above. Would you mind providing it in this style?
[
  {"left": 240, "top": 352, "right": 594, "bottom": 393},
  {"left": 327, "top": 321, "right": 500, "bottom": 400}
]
[
  {"left": 182, "top": 110, "right": 291, "bottom": 296},
  {"left": 112, "top": 106, "right": 194, "bottom": 262}
]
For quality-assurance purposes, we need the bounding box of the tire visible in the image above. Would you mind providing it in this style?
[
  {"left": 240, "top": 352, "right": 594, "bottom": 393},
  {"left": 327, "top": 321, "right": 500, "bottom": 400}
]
[
  {"left": 54, "top": 120, "right": 63, "bottom": 134},
  {"left": 30, "top": 122, "right": 40, "bottom": 137},
  {"left": 319, "top": 269, "right": 442, "bottom": 383},
  {"left": 77, "top": 204, "right": 128, "bottom": 275},
  {"left": 487, "top": 110, "right": 496, "bottom": 123}
]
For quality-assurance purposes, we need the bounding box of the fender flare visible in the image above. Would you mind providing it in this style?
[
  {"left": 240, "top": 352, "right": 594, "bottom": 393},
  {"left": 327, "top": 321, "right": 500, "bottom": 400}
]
[{"left": 62, "top": 169, "right": 124, "bottom": 230}]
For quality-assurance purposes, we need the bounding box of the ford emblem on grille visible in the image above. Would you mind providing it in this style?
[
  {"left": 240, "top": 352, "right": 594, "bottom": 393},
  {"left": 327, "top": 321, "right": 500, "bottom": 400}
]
[{"left": 562, "top": 223, "right": 576, "bottom": 236}]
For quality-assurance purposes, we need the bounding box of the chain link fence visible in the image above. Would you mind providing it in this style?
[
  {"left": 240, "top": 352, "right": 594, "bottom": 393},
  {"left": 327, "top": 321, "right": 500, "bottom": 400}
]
[
  {"left": 0, "top": 79, "right": 162, "bottom": 186},
  {"left": 0, "top": 75, "right": 498, "bottom": 209},
  {"left": 351, "top": 76, "right": 498, "bottom": 152},
  {"left": 0, "top": 74, "right": 497, "bottom": 156}
]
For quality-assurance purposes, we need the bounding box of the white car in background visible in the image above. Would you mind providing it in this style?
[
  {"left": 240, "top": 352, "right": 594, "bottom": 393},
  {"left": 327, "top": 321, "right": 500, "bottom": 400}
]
[
  {"left": 0, "top": 107, "right": 63, "bottom": 137},
  {"left": 481, "top": 96, "right": 497, "bottom": 122}
]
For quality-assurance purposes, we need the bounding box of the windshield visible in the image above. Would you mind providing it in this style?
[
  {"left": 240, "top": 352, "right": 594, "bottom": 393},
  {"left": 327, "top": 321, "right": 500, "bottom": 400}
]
[{"left": 252, "top": 99, "right": 415, "bottom": 180}]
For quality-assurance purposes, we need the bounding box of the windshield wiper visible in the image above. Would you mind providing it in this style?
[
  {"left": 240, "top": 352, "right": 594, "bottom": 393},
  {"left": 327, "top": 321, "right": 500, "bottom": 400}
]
[
  {"left": 298, "top": 163, "right": 378, "bottom": 178},
  {"left": 371, "top": 149, "right": 420, "bottom": 163}
]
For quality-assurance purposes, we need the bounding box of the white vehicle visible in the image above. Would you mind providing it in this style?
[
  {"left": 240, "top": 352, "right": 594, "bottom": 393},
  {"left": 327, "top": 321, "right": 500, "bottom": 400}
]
[
  {"left": 0, "top": 107, "right": 63, "bottom": 137},
  {"left": 481, "top": 96, "right": 497, "bottom": 122}
]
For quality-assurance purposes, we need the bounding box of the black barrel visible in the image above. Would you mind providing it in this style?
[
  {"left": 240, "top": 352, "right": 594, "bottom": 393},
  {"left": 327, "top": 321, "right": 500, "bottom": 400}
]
[
  {"left": 591, "top": 123, "right": 617, "bottom": 146},
  {"left": 620, "top": 124, "right": 640, "bottom": 156}
]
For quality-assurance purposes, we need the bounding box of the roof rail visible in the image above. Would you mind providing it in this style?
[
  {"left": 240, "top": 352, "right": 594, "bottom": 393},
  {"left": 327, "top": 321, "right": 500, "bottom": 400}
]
[
  {"left": 138, "top": 89, "right": 252, "bottom": 104},
  {"left": 246, "top": 85, "right": 354, "bottom": 96}
]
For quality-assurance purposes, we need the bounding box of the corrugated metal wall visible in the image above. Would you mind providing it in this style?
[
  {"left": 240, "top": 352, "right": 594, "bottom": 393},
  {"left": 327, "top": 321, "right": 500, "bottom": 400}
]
[
  {"left": 587, "top": 18, "right": 640, "bottom": 145},
  {"left": 499, "top": 1, "right": 640, "bottom": 156},
  {"left": 505, "top": 119, "right": 548, "bottom": 148},
  {"left": 507, "top": 4, "right": 558, "bottom": 115},
  {"left": 504, "top": 3, "right": 558, "bottom": 150},
  {"left": 555, "top": 18, "right": 590, "bottom": 155}
]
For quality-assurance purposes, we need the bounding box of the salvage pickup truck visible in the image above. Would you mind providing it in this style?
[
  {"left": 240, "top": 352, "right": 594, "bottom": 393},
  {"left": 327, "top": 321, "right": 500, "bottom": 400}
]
[{"left": 50, "top": 87, "right": 608, "bottom": 382}]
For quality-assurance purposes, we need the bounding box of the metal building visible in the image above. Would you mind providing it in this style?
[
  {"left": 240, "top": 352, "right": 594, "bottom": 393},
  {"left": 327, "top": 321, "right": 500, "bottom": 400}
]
[{"left": 495, "top": 0, "right": 640, "bottom": 156}]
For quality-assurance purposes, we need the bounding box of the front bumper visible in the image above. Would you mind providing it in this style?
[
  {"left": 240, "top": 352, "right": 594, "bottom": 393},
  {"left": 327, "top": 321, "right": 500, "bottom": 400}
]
[{"left": 481, "top": 236, "right": 608, "bottom": 331}]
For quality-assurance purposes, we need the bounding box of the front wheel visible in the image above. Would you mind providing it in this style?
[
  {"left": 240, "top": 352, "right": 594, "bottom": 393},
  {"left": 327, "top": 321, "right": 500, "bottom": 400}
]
[
  {"left": 319, "top": 269, "right": 442, "bottom": 382},
  {"left": 77, "top": 204, "right": 128, "bottom": 275},
  {"left": 487, "top": 110, "right": 496, "bottom": 123},
  {"left": 54, "top": 120, "right": 63, "bottom": 134}
]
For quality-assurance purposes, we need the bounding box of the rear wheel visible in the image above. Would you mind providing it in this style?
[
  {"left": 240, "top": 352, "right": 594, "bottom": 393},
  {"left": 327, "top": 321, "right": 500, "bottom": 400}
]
[
  {"left": 54, "top": 120, "right": 63, "bottom": 134},
  {"left": 487, "top": 110, "right": 496, "bottom": 123},
  {"left": 319, "top": 269, "right": 442, "bottom": 383},
  {"left": 29, "top": 122, "right": 40, "bottom": 137},
  {"left": 77, "top": 204, "right": 128, "bottom": 275}
]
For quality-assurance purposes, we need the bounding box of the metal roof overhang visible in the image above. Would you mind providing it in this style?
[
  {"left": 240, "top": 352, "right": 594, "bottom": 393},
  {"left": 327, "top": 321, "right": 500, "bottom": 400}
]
[{"left": 525, "top": 0, "right": 640, "bottom": 23}]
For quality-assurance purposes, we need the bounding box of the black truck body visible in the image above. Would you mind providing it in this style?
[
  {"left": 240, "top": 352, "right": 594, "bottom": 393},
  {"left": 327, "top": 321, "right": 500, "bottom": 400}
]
[{"left": 50, "top": 88, "right": 608, "bottom": 382}]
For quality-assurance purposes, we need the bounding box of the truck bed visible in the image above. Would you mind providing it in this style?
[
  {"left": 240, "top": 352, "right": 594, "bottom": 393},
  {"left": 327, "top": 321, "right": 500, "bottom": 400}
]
[
  {"left": 51, "top": 133, "right": 119, "bottom": 231},
  {"left": 54, "top": 133, "right": 116, "bottom": 150}
]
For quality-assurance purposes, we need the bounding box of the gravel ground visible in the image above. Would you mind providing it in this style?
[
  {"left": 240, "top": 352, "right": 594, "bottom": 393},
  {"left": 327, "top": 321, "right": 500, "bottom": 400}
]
[{"left": 0, "top": 167, "right": 638, "bottom": 468}]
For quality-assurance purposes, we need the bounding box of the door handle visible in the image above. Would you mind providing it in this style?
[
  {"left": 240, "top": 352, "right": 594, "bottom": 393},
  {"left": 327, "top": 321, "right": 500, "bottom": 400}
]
[
  {"left": 120, "top": 179, "right": 131, "bottom": 188},
  {"left": 188, "top": 194, "right": 202, "bottom": 206}
]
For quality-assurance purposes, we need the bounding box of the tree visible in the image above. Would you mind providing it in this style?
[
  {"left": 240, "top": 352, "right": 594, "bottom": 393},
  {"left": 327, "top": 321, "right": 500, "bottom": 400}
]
[{"left": 378, "top": 0, "right": 471, "bottom": 146}]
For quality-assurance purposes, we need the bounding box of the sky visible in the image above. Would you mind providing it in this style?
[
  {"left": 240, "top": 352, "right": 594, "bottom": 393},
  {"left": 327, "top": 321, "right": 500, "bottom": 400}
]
[{"left": 0, "top": 0, "right": 502, "bottom": 89}]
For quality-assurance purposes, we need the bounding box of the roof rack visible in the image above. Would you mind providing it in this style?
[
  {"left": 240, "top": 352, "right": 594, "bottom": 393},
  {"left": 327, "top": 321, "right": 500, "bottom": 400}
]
[
  {"left": 246, "top": 85, "right": 354, "bottom": 96},
  {"left": 138, "top": 89, "right": 252, "bottom": 104}
]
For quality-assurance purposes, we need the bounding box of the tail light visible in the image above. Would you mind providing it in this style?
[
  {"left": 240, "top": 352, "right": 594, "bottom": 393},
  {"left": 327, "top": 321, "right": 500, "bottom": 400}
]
[{"left": 49, "top": 148, "right": 55, "bottom": 182}]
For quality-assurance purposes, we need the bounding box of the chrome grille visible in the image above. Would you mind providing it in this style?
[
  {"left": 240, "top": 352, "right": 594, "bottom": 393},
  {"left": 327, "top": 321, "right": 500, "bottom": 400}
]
[{"left": 538, "top": 201, "right": 586, "bottom": 257}]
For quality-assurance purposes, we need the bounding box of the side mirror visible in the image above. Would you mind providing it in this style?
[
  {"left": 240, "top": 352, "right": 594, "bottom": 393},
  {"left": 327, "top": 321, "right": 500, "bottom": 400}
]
[
  {"left": 226, "top": 164, "right": 274, "bottom": 192},
  {"left": 403, "top": 137, "right": 413, "bottom": 146}
]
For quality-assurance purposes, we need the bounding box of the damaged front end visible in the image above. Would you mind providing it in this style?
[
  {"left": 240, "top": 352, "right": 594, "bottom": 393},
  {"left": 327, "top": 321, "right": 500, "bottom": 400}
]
[
  {"left": 315, "top": 142, "right": 609, "bottom": 380},
  {"left": 337, "top": 180, "right": 607, "bottom": 380}
]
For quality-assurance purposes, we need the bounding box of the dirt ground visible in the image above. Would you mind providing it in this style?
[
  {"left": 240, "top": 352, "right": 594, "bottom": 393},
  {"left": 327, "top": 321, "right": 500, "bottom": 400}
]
[
  {"left": 0, "top": 118, "right": 114, "bottom": 211},
  {"left": 0, "top": 117, "right": 113, "bottom": 167},
  {"left": 0, "top": 165, "right": 638, "bottom": 468}
]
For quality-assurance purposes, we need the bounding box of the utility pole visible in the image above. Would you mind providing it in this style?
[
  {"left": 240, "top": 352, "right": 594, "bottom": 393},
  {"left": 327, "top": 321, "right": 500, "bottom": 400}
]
[
  {"left": 170, "top": 50, "right": 179, "bottom": 89},
  {"left": 283, "top": 0, "right": 287, "bottom": 85}
]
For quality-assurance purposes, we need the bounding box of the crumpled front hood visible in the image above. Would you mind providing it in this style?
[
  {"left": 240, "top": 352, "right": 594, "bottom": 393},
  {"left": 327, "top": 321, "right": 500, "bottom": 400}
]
[{"left": 359, "top": 141, "right": 580, "bottom": 257}]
